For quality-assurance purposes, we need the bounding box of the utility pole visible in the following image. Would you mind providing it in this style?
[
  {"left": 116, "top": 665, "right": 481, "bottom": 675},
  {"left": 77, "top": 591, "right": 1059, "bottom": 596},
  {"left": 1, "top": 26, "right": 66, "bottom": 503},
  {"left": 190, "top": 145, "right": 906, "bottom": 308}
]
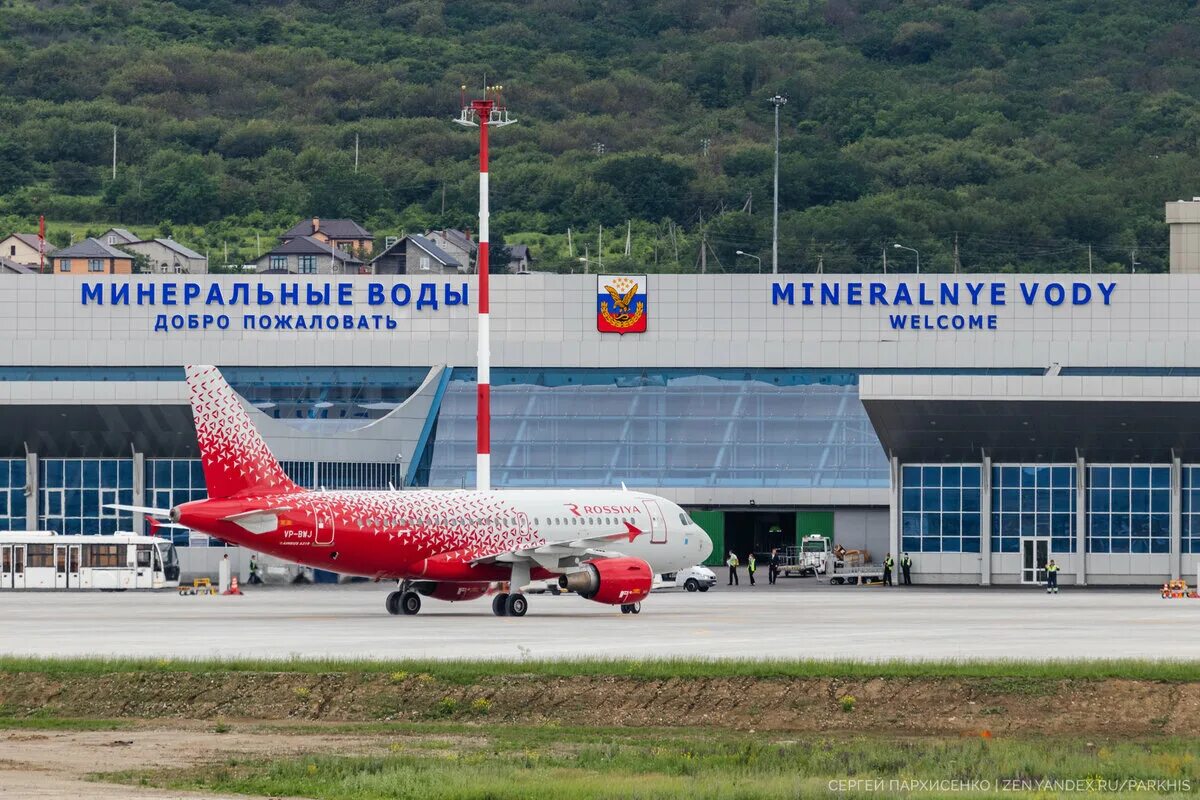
[
  {"left": 1087, "top": 244, "right": 1093, "bottom": 274},
  {"left": 354, "top": 133, "right": 360, "bottom": 173},
  {"left": 111, "top": 126, "right": 117, "bottom": 180},
  {"left": 440, "top": 184, "right": 446, "bottom": 215},
  {"left": 582, "top": 245, "right": 589, "bottom": 274},
  {"left": 953, "top": 233, "right": 961, "bottom": 274},
  {"left": 817, "top": 252, "right": 824, "bottom": 274},
  {"left": 701, "top": 137, "right": 710, "bottom": 158},
  {"left": 454, "top": 84, "right": 515, "bottom": 492},
  {"left": 882, "top": 246, "right": 888, "bottom": 274},
  {"left": 699, "top": 210, "right": 707, "bottom": 274},
  {"left": 769, "top": 94, "right": 787, "bottom": 274},
  {"left": 624, "top": 220, "right": 631, "bottom": 256},
  {"left": 598, "top": 224, "right": 603, "bottom": 270},
  {"left": 567, "top": 227, "right": 574, "bottom": 257},
  {"left": 256, "top": 232, "right": 261, "bottom": 258},
  {"left": 1131, "top": 247, "right": 1139, "bottom": 274}
]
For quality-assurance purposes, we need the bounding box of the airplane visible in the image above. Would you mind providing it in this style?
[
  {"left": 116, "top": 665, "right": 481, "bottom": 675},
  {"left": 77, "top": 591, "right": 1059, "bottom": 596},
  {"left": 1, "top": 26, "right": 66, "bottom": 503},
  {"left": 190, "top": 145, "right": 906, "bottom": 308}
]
[{"left": 122, "top": 365, "right": 713, "bottom": 617}]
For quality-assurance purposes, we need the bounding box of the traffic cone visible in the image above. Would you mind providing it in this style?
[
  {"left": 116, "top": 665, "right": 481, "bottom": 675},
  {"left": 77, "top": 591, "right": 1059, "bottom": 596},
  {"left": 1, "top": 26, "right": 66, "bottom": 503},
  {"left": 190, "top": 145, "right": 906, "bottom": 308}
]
[{"left": 224, "top": 575, "right": 243, "bottom": 596}]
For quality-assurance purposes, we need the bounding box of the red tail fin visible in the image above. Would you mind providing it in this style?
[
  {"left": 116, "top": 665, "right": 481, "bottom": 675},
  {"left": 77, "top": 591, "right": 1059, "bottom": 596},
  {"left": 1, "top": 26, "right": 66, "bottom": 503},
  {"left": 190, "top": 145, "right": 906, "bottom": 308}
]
[{"left": 185, "top": 365, "right": 301, "bottom": 499}]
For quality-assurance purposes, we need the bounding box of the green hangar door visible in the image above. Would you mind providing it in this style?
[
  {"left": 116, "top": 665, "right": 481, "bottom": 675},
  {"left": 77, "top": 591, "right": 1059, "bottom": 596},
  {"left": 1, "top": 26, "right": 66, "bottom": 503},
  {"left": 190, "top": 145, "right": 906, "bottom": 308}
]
[{"left": 795, "top": 511, "right": 834, "bottom": 548}]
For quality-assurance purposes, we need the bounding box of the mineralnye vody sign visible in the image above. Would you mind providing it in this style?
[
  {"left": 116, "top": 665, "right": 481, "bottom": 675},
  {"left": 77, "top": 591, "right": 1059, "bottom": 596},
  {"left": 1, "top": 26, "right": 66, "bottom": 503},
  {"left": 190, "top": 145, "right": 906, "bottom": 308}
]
[{"left": 770, "top": 279, "right": 1118, "bottom": 331}]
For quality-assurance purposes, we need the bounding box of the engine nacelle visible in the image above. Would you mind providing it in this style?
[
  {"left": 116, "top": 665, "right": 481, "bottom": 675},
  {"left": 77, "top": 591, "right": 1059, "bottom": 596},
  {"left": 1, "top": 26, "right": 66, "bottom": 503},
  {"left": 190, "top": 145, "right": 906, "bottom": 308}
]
[
  {"left": 413, "top": 581, "right": 491, "bottom": 603},
  {"left": 558, "top": 557, "right": 652, "bottom": 605}
]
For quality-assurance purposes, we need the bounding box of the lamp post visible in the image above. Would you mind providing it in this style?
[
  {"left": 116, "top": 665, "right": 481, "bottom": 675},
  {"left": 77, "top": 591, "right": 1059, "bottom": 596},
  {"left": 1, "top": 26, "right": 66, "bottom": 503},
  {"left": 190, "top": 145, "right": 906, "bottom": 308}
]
[
  {"left": 735, "top": 250, "right": 762, "bottom": 273},
  {"left": 893, "top": 243, "right": 920, "bottom": 274},
  {"left": 769, "top": 94, "right": 786, "bottom": 274}
]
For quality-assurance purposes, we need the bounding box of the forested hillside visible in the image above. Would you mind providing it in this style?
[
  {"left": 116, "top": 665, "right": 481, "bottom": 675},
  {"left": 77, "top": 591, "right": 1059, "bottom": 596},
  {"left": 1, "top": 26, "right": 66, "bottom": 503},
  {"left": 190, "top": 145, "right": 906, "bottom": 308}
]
[{"left": 2, "top": 0, "right": 1199, "bottom": 272}]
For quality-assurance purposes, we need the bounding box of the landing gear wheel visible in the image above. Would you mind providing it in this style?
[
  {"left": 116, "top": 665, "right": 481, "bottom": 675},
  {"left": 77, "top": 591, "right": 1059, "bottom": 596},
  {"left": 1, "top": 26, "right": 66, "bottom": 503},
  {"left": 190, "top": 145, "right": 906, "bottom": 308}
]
[
  {"left": 400, "top": 591, "right": 421, "bottom": 615},
  {"left": 385, "top": 591, "right": 402, "bottom": 615},
  {"left": 684, "top": 578, "right": 699, "bottom": 592},
  {"left": 505, "top": 593, "right": 528, "bottom": 617},
  {"left": 492, "top": 593, "right": 509, "bottom": 616},
  {"left": 620, "top": 602, "right": 641, "bottom": 614}
]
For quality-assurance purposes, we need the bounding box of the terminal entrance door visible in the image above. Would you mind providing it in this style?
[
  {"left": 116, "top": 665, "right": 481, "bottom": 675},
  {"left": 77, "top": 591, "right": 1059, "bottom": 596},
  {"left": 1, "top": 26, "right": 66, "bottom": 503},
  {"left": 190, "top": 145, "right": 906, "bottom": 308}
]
[{"left": 1020, "top": 538, "right": 1049, "bottom": 585}]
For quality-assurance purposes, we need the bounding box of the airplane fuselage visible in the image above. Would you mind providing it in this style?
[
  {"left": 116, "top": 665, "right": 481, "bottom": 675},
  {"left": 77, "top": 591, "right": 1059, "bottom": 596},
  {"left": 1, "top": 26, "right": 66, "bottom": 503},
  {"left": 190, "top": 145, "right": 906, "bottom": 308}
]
[{"left": 175, "top": 488, "right": 712, "bottom": 583}]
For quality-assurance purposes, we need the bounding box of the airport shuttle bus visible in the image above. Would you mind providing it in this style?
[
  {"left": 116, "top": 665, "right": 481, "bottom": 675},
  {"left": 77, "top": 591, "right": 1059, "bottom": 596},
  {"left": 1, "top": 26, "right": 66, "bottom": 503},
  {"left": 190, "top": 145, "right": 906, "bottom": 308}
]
[{"left": 0, "top": 532, "right": 180, "bottom": 590}]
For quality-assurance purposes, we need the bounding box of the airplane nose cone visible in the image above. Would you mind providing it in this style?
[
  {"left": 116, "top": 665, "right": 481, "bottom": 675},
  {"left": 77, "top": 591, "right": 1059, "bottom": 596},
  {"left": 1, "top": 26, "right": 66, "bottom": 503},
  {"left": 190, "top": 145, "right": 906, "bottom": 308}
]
[{"left": 698, "top": 529, "right": 713, "bottom": 563}]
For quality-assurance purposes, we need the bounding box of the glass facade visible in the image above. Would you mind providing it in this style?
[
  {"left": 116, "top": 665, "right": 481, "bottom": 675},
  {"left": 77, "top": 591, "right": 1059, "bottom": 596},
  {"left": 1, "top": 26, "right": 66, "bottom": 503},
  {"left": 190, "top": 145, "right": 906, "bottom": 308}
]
[
  {"left": 425, "top": 370, "right": 889, "bottom": 488},
  {"left": 991, "top": 465, "right": 1076, "bottom": 554},
  {"left": 1184, "top": 467, "right": 1200, "bottom": 554},
  {"left": 1087, "top": 465, "right": 1170, "bottom": 554},
  {"left": 900, "top": 465, "right": 981, "bottom": 553},
  {"left": 0, "top": 459, "right": 28, "bottom": 531},
  {"left": 39, "top": 459, "right": 133, "bottom": 535}
]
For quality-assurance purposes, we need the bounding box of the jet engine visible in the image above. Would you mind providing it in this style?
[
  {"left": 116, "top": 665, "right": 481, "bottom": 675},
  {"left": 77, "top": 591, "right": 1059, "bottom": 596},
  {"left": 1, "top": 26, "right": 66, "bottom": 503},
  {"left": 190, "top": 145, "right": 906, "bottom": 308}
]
[
  {"left": 413, "top": 581, "right": 491, "bottom": 603},
  {"left": 557, "top": 557, "right": 652, "bottom": 605}
]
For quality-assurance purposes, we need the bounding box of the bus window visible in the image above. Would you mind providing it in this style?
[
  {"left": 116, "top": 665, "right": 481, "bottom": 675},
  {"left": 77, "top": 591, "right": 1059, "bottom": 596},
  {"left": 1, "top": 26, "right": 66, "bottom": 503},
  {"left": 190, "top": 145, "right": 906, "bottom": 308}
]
[
  {"left": 1, "top": 548, "right": 9, "bottom": 573},
  {"left": 27, "top": 545, "right": 53, "bottom": 568},
  {"left": 84, "top": 544, "right": 127, "bottom": 567},
  {"left": 136, "top": 546, "right": 152, "bottom": 568}
]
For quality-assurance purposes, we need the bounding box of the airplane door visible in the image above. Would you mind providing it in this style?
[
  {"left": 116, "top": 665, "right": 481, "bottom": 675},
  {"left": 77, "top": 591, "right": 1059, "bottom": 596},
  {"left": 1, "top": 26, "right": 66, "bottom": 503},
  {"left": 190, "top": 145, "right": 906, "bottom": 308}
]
[
  {"left": 644, "top": 500, "right": 668, "bottom": 544},
  {"left": 54, "top": 545, "right": 68, "bottom": 589},
  {"left": 1, "top": 545, "right": 10, "bottom": 588},
  {"left": 315, "top": 508, "right": 335, "bottom": 546}
]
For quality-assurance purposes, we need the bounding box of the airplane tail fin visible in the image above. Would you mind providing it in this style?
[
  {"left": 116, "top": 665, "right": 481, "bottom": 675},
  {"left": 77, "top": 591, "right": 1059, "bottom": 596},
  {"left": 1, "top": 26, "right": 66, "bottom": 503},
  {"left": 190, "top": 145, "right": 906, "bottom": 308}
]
[{"left": 185, "top": 365, "right": 301, "bottom": 500}]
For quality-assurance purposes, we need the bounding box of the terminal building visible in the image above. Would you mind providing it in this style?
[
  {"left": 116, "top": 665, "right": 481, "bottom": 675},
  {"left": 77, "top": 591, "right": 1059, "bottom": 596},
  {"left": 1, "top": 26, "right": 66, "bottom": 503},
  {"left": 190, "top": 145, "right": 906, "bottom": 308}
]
[{"left": 2, "top": 256, "right": 1200, "bottom": 586}]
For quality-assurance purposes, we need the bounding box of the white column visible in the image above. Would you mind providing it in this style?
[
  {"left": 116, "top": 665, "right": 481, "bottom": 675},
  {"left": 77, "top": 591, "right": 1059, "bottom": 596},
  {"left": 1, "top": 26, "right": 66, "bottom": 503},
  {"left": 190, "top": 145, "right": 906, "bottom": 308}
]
[
  {"left": 25, "top": 451, "right": 37, "bottom": 530},
  {"left": 1075, "top": 454, "right": 1087, "bottom": 587},
  {"left": 980, "top": 454, "right": 992, "bottom": 586},
  {"left": 1171, "top": 453, "right": 1182, "bottom": 581},
  {"left": 888, "top": 454, "right": 900, "bottom": 562}
]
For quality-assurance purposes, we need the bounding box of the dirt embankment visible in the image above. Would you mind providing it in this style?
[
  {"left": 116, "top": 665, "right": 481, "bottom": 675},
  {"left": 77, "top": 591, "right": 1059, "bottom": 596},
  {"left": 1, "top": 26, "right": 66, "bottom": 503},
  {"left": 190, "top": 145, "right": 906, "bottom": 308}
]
[{"left": 1, "top": 671, "right": 1195, "bottom": 737}]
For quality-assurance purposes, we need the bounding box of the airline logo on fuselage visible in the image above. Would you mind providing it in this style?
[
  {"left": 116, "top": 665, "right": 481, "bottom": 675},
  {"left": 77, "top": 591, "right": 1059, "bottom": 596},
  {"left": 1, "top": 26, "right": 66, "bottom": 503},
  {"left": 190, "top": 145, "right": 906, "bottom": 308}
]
[{"left": 566, "top": 503, "right": 642, "bottom": 517}]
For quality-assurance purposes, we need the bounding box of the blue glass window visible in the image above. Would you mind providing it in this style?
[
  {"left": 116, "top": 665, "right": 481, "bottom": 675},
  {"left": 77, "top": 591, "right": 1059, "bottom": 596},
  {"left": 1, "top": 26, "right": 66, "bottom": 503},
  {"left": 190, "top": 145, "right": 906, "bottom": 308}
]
[
  {"left": 1089, "top": 465, "right": 1170, "bottom": 555},
  {"left": 991, "top": 464, "right": 1076, "bottom": 554},
  {"left": 0, "top": 459, "right": 27, "bottom": 531},
  {"left": 1182, "top": 468, "right": 1200, "bottom": 554},
  {"left": 39, "top": 458, "right": 132, "bottom": 535},
  {"left": 901, "top": 463, "right": 981, "bottom": 553},
  {"left": 425, "top": 370, "right": 889, "bottom": 488}
]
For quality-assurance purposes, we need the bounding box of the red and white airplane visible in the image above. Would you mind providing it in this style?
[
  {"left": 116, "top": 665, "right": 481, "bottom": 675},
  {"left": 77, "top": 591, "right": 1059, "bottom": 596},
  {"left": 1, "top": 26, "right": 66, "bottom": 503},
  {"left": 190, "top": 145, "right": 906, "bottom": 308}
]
[{"left": 141, "top": 365, "right": 712, "bottom": 617}]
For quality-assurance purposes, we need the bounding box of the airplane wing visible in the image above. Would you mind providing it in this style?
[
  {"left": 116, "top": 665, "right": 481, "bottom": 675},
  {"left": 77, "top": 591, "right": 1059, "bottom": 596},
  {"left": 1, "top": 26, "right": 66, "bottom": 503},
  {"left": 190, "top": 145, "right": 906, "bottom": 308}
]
[{"left": 470, "top": 522, "right": 646, "bottom": 571}]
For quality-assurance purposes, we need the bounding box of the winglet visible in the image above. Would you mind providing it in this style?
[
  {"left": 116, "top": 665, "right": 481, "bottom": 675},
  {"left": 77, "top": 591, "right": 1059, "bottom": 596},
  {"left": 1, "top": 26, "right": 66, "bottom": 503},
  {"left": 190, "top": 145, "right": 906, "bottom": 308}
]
[
  {"left": 185, "top": 365, "right": 301, "bottom": 499},
  {"left": 621, "top": 481, "right": 628, "bottom": 491}
]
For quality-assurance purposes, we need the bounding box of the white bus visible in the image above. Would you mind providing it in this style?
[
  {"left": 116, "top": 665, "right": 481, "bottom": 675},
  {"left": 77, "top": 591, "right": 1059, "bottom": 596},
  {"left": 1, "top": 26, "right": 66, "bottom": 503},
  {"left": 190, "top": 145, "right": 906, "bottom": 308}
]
[{"left": 0, "top": 532, "right": 180, "bottom": 591}]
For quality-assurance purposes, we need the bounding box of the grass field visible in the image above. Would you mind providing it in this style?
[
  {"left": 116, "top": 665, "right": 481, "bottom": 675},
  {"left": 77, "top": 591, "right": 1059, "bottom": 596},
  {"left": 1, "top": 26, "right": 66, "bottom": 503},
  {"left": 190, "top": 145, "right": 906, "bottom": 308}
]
[
  {"left": 4, "top": 656, "right": 1199, "bottom": 683},
  {"left": 103, "top": 724, "right": 1200, "bottom": 800}
]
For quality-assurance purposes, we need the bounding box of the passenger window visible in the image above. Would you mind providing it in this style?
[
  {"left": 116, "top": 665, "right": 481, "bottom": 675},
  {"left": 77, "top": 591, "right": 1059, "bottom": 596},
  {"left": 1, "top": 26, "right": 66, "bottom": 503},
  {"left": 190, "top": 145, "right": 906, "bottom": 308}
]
[{"left": 136, "top": 547, "right": 152, "bottom": 568}]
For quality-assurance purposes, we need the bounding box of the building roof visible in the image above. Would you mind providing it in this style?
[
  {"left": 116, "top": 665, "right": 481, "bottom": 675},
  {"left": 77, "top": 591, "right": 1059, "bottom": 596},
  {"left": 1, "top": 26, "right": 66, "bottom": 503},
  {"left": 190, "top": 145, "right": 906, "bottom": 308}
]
[
  {"left": 434, "top": 228, "right": 477, "bottom": 254},
  {"left": 509, "top": 245, "right": 531, "bottom": 260},
  {"left": 0, "top": 257, "right": 34, "bottom": 274},
  {"left": 133, "top": 238, "right": 205, "bottom": 261},
  {"left": 263, "top": 235, "right": 363, "bottom": 264},
  {"left": 51, "top": 238, "right": 134, "bottom": 260},
  {"left": 371, "top": 235, "right": 461, "bottom": 268},
  {"left": 103, "top": 228, "right": 139, "bottom": 243},
  {"left": 282, "top": 218, "right": 373, "bottom": 240},
  {"left": 3, "top": 233, "right": 56, "bottom": 254}
]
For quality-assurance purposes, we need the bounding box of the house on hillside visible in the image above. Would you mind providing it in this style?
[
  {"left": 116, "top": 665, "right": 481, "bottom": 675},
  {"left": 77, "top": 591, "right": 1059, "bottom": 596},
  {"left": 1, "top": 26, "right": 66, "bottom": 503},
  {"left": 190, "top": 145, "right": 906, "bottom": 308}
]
[
  {"left": 0, "top": 257, "right": 34, "bottom": 274},
  {"left": 101, "top": 228, "right": 139, "bottom": 247},
  {"left": 48, "top": 239, "right": 134, "bottom": 274},
  {"left": 122, "top": 238, "right": 209, "bottom": 274},
  {"left": 0, "top": 233, "right": 56, "bottom": 267},
  {"left": 281, "top": 218, "right": 374, "bottom": 256},
  {"left": 253, "top": 236, "right": 364, "bottom": 275},
  {"left": 370, "top": 235, "right": 463, "bottom": 275},
  {"left": 426, "top": 228, "right": 476, "bottom": 271},
  {"left": 508, "top": 244, "right": 534, "bottom": 273}
]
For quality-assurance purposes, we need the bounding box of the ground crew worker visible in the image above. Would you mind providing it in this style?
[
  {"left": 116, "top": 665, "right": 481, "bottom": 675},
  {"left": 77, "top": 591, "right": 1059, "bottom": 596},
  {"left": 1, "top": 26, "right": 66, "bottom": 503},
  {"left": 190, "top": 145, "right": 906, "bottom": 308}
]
[
  {"left": 1046, "top": 559, "right": 1060, "bottom": 594},
  {"left": 726, "top": 551, "right": 739, "bottom": 585},
  {"left": 900, "top": 553, "right": 912, "bottom": 586},
  {"left": 769, "top": 548, "right": 780, "bottom": 585},
  {"left": 248, "top": 554, "right": 263, "bottom": 585},
  {"left": 883, "top": 553, "right": 894, "bottom": 586},
  {"left": 747, "top": 552, "right": 757, "bottom": 586}
]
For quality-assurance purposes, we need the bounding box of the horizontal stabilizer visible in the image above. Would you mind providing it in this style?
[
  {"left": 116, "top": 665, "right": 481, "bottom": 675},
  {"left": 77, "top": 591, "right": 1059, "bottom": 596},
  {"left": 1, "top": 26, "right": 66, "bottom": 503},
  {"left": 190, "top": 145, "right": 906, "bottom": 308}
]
[{"left": 104, "top": 503, "right": 172, "bottom": 517}]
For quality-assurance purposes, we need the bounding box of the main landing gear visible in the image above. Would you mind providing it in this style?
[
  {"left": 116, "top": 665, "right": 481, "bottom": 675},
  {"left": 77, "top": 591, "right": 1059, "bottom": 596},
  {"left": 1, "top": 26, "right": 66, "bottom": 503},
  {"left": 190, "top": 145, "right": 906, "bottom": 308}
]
[
  {"left": 386, "top": 581, "right": 422, "bottom": 616},
  {"left": 620, "top": 602, "right": 641, "bottom": 614},
  {"left": 491, "top": 592, "right": 528, "bottom": 617}
]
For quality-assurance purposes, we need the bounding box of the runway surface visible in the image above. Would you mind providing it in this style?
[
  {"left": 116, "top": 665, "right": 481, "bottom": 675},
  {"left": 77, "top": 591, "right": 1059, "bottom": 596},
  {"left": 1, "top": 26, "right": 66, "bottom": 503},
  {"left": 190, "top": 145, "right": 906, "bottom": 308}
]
[{"left": 0, "top": 581, "right": 1196, "bottom": 661}]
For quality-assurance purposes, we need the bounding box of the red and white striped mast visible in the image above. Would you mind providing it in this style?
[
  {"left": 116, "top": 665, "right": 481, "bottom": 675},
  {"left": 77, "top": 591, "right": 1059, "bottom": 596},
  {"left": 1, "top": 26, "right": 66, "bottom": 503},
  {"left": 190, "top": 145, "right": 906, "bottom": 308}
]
[{"left": 455, "top": 84, "right": 514, "bottom": 491}]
